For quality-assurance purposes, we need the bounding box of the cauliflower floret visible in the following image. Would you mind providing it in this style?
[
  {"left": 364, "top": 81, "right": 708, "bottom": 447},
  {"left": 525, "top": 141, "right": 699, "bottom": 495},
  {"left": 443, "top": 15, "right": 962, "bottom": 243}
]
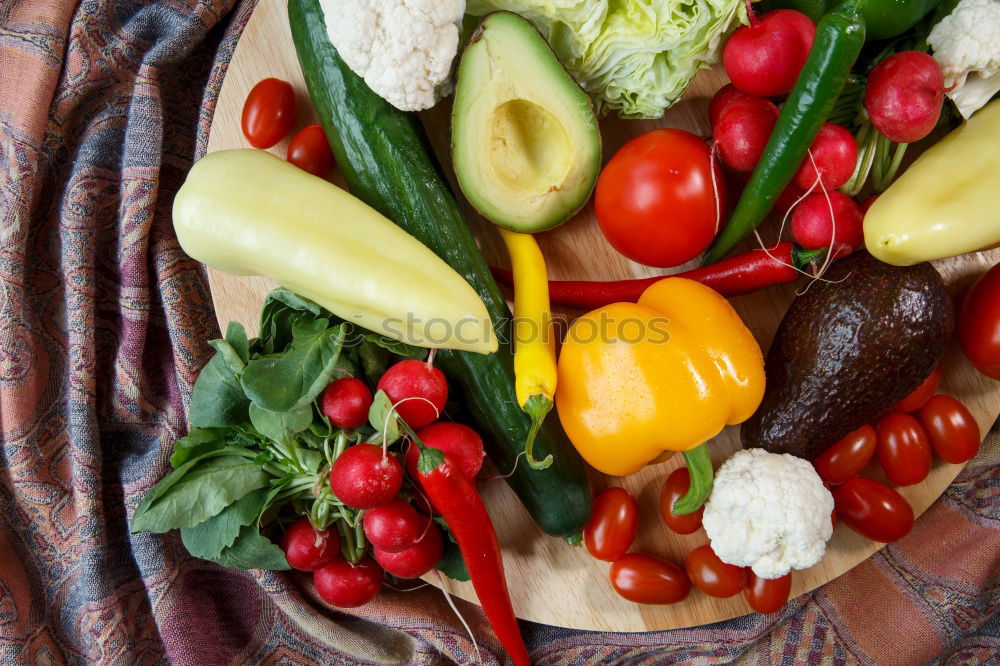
[
  {"left": 703, "top": 448, "right": 834, "bottom": 580},
  {"left": 928, "top": 0, "right": 1000, "bottom": 119},
  {"left": 321, "top": 0, "right": 465, "bottom": 111}
]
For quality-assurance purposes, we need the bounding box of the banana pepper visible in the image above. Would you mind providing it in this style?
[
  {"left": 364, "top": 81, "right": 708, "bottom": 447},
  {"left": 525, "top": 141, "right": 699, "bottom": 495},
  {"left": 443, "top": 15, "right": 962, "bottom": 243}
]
[
  {"left": 556, "top": 278, "right": 764, "bottom": 508},
  {"left": 865, "top": 100, "right": 1000, "bottom": 266}
]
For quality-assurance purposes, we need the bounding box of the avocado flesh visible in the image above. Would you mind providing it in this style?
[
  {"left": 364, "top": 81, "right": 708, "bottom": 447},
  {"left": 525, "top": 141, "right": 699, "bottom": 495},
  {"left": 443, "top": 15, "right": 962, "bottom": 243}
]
[
  {"left": 741, "top": 252, "right": 954, "bottom": 461},
  {"left": 452, "top": 12, "right": 601, "bottom": 232}
]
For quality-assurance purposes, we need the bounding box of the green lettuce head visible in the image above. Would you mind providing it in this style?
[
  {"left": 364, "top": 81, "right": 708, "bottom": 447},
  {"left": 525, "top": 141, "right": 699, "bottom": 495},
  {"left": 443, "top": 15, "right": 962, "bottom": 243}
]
[{"left": 465, "top": 0, "right": 748, "bottom": 119}]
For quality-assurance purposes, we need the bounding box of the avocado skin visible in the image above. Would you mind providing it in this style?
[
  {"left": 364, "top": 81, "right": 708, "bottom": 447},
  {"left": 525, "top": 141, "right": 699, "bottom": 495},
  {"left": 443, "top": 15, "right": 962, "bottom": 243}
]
[{"left": 741, "top": 252, "right": 954, "bottom": 460}]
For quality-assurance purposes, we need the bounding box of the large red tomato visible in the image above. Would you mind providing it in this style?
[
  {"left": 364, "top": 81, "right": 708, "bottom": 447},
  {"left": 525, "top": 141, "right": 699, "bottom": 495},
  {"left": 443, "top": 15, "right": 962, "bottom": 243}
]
[
  {"left": 959, "top": 262, "right": 1000, "bottom": 380},
  {"left": 595, "top": 129, "right": 724, "bottom": 268}
]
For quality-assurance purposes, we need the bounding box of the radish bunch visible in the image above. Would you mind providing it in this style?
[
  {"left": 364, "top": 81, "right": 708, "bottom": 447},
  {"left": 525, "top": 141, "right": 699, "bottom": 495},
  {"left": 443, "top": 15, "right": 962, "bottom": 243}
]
[
  {"left": 282, "top": 358, "right": 486, "bottom": 608},
  {"left": 712, "top": 8, "right": 866, "bottom": 260}
]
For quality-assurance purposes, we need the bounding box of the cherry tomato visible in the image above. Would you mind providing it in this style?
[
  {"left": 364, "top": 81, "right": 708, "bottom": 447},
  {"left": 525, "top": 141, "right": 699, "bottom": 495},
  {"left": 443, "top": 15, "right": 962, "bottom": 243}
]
[
  {"left": 918, "top": 394, "right": 981, "bottom": 464},
  {"left": 584, "top": 487, "right": 638, "bottom": 562},
  {"left": 684, "top": 544, "right": 747, "bottom": 598},
  {"left": 242, "top": 78, "right": 296, "bottom": 149},
  {"left": 609, "top": 553, "right": 691, "bottom": 604},
  {"left": 894, "top": 365, "right": 942, "bottom": 413},
  {"left": 660, "top": 467, "right": 704, "bottom": 534},
  {"left": 833, "top": 477, "right": 914, "bottom": 542},
  {"left": 744, "top": 571, "right": 792, "bottom": 614},
  {"left": 959, "top": 262, "right": 1000, "bottom": 380},
  {"left": 287, "top": 124, "right": 334, "bottom": 177},
  {"left": 595, "top": 129, "right": 725, "bottom": 268},
  {"left": 875, "top": 413, "right": 932, "bottom": 486},
  {"left": 812, "top": 424, "right": 877, "bottom": 484}
]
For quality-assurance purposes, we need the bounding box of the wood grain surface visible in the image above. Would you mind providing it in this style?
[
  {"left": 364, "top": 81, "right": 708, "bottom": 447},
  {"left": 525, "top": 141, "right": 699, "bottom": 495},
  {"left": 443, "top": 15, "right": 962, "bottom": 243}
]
[{"left": 202, "top": 0, "right": 1000, "bottom": 631}]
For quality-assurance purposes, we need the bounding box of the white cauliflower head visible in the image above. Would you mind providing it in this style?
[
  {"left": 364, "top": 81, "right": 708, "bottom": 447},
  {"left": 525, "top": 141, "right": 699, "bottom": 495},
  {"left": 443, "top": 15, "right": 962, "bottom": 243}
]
[
  {"left": 703, "top": 448, "right": 834, "bottom": 580},
  {"left": 928, "top": 0, "right": 1000, "bottom": 119},
  {"left": 321, "top": 0, "right": 465, "bottom": 111}
]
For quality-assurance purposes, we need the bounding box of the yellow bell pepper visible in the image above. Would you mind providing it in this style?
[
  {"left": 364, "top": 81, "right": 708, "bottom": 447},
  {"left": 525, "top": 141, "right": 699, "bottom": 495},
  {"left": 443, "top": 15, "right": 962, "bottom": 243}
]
[
  {"left": 556, "top": 278, "right": 765, "bottom": 479},
  {"left": 865, "top": 99, "right": 1000, "bottom": 266}
]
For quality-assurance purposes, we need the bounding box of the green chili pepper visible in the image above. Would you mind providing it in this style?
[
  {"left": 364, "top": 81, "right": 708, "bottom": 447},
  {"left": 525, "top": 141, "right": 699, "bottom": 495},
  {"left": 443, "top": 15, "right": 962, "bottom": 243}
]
[
  {"left": 761, "top": 0, "right": 940, "bottom": 39},
  {"left": 702, "top": 0, "right": 866, "bottom": 266}
]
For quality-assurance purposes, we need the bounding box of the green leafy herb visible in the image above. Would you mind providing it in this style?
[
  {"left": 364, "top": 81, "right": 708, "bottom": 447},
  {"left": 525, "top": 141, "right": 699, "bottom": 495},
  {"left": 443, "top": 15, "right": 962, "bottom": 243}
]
[
  {"left": 208, "top": 524, "right": 290, "bottom": 570},
  {"left": 169, "top": 427, "right": 228, "bottom": 468},
  {"left": 131, "top": 453, "right": 269, "bottom": 533},
  {"left": 226, "top": 321, "right": 250, "bottom": 365},
  {"left": 180, "top": 488, "right": 268, "bottom": 560},
  {"left": 189, "top": 350, "right": 251, "bottom": 428},
  {"left": 248, "top": 403, "right": 313, "bottom": 443},
  {"left": 367, "top": 389, "right": 400, "bottom": 444}
]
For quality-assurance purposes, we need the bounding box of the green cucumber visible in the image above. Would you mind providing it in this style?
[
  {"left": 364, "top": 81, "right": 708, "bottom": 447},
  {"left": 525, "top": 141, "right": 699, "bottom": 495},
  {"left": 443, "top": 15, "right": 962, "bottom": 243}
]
[{"left": 288, "top": 0, "right": 592, "bottom": 538}]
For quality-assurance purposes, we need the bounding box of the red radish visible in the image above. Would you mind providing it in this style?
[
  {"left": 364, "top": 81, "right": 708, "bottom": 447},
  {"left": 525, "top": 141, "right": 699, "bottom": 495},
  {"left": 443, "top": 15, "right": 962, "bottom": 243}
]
[
  {"left": 792, "top": 123, "right": 858, "bottom": 190},
  {"left": 865, "top": 52, "right": 945, "bottom": 144},
  {"left": 377, "top": 360, "right": 448, "bottom": 428},
  {"left": 281, "top": 517, "right": 339, "bottom": 571},
  {"left": 320, "top": 378, "right": 373, "bottom": 429},
  {"left": 708, "top": 84, "right": 754, "bottom": 127},
  {"left": 329, "top": 444, "right": 403, "bottom": 509},
  {"left": 363, "top": 499, "right": 426, "bottom": 553},
  {"left": 372, "top": 523, "right": 444, "bottom": 578},
  {"left": 791, "top": 191, "right": 864, "bottom": 259},
  {"left": 406, "top": 422, "right": 485, "bottom": 480},
  {"left": 314, "top": 556, "right": 384, "bottom": 607},
  {"left": 712, "top": 96, "right": 780, "bottom": 172},
  {"left": 723, "top": 10, "right": 816, "bottom": 97}
]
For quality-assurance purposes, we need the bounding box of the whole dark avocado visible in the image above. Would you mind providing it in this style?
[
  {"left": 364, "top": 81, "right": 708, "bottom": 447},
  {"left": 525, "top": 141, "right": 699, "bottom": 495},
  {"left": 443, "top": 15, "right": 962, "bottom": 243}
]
[{"left": 741, "top": 252, "right": 954, "bottom": 460}]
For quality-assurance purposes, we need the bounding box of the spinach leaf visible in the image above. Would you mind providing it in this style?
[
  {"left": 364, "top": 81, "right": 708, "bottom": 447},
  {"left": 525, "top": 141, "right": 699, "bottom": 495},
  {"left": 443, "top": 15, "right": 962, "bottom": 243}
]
[
  {"left": 131, "top": 454, "right": 269, "bottom": 534},
  {"left": 436, "top": 538, "right": 470, "bottom": 582},
  {"left": 208, "top": 524, "right": 290, "bottom": 570},
  {"left": 241, "top": 322, "right": 346, "bottom": 412},
  {"left": 248, "top": 403, "right": 313, "bottom": 443},
  {"left": 180, "top": 488, "right": 267, "bottom": 560},
  {"left": 367, "top": 390, "right": 400, "bottom": 444},
  {"left": 189, "top": 350, "right": 250, "bottom": 428},
  {"left": 225, "top": 321, "right": 250, "bottom": 365},
  {"left": 170, "top": 427, "right": 228, "bottom": 468}
]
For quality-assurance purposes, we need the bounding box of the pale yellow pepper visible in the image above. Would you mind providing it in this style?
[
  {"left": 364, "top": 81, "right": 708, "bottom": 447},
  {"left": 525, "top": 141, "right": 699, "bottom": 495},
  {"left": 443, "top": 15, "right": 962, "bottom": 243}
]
[
  {"left": 556, "top": 278, "right": 765, "bottom": 477},
  {"left": 865, "top": 99, "right": 1000, "bottom": 266}
]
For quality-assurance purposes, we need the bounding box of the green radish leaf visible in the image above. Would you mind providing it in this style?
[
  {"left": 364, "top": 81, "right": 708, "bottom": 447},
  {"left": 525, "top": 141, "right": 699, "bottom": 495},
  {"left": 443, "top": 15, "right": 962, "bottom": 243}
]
[
  {"left": 180, "top": 488, "right": 267, "bottom": 560},
  {"left": 332, "top": 347, "right": 361, "bottom": 381},
  {"left": 208, "top": 524, "right": 290, "bottom": 570},
  {"left": 240, "top": 323, "right": 346, "bottom": 412},
  {"left": 170, "top": 428, "right": 228, "bottom": 468},
  {"left": 358, "top": 341, "right": 389, "bottom": 384},
  {"left": 248, "top": 403, "right": 313, "bottom": 443},
  {"left": 360, "top": 333, "right": 427, "bottom": 362},
  {"left": 208, "top": 338, "right": 246, "bottom": 374},
  {"left": 264, "top": 288, "right": 322, "bottom": 315},
  {"left": 367, "top": 390, "right": 400, "bottom": 444},
  {"left": 225, "top": 321, "right": 250, "bottom": 365},
  {"left": 189, "top": 350, "right": 251, "bottom": 428},
  {"left": 416, "top": 447, "right": 445, "bottom": 476},
  {"left": 130, "top": 454, "right": 269, "bottom": 534},
  {"left": 436, "top": 537, "right": 470, "bottom": 582}
]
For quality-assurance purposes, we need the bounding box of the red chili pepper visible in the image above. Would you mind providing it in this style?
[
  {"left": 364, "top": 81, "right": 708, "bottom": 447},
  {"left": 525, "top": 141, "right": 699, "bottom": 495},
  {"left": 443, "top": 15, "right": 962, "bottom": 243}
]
[
  {"left": 414, "top": 449, "right": 530, "bottom": 666},
  {"left": 491, "top": 242, "right": 824, "bottom": 309}
]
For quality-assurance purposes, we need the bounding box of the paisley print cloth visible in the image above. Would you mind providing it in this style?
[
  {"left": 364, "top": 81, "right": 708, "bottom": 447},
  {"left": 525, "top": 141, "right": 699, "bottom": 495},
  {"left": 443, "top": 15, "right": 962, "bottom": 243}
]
[{"left": 1, "top": 0, "right": 997, "bottom": 663}]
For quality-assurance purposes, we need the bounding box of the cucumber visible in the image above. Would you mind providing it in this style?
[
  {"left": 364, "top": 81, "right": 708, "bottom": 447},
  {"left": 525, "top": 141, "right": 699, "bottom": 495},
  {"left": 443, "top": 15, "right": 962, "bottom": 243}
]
[{"left": 288, "top": 0, "right": 592, "bottom": 538}]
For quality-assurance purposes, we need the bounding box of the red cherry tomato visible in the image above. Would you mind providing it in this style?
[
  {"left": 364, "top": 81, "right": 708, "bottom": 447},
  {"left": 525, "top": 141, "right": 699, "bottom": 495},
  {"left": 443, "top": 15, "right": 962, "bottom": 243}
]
[
  {"left": 660, "top": 467, "right": 704, "bottom": 534},
  {"left": 958, "top": 263, "right": 1000, "bottom": 380},
  {"left": 744, "top": 571, "right": 792, "bottom": 614},
  {"left": 609, "top": 553, "right": 691, "bottom": 604},
  {"left": 833, "top": 477, "right": 914, "bottom": 542},
  {"left": 584, "top": 487, "right": 639, "bottom": 562},
  {"left": 812, "top": 424, "right": 877, "bottom": 484},
  {"left": 287, "top": 124, "right": 334, "bottom": 177},
  {"left": 875, "top": 413, "right": 932, "bottom": 486},
  {"left": 894, "top": 365, "right": 942, "bottom": 413},
  {"left": 918, "top": 394, "right": 981, "bottom": 464},
  {"left": 684, "top": 544, "right": 747, "bottom": 598},
  {"left": 595, "top": 129, "right": 725, "bottom": 268},
  {"left": 242, "top": 78, "right": 296, "bottom": 149}
]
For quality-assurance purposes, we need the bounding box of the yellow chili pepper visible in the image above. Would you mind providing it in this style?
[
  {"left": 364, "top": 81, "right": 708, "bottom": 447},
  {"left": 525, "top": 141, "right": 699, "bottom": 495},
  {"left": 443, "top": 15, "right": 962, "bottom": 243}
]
[
  {"left": 556, "top": 278, "right": 764, "bottom": 503},
  {"left": 865, "top": 99, "right": 1000, "bottom": 266},
  {"left": 499, "top": 229, "right": 556, "bottom": 470}
]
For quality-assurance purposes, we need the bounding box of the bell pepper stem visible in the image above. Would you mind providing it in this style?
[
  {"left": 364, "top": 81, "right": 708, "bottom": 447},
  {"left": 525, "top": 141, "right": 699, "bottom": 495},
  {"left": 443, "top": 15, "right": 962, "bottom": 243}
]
[
  {"left": 522, "top": 394, "right": 554, "bottom": 470},
  {"left": 673, "top": 443, "right": 714, "bottom": 515}
]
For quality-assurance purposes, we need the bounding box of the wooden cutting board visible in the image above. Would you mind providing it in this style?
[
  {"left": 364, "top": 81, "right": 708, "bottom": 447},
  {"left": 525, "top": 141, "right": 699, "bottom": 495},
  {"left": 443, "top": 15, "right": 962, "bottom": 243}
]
[{"left": 203, "top": 0, "right": 1000, "bottom": 631}]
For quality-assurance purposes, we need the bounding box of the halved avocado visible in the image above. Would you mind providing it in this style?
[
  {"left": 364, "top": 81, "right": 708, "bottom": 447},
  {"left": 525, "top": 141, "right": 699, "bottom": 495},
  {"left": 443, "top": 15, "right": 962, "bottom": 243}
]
[{"left": 452, "top": 12, "right": 601, "bottom": 232}]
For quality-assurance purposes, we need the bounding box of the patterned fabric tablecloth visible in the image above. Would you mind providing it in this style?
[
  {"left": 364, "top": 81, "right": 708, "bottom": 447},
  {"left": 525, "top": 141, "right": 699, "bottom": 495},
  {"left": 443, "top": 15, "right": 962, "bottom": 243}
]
[{"left": 1, "top": 1, "right": 997, "bottom": 663}]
